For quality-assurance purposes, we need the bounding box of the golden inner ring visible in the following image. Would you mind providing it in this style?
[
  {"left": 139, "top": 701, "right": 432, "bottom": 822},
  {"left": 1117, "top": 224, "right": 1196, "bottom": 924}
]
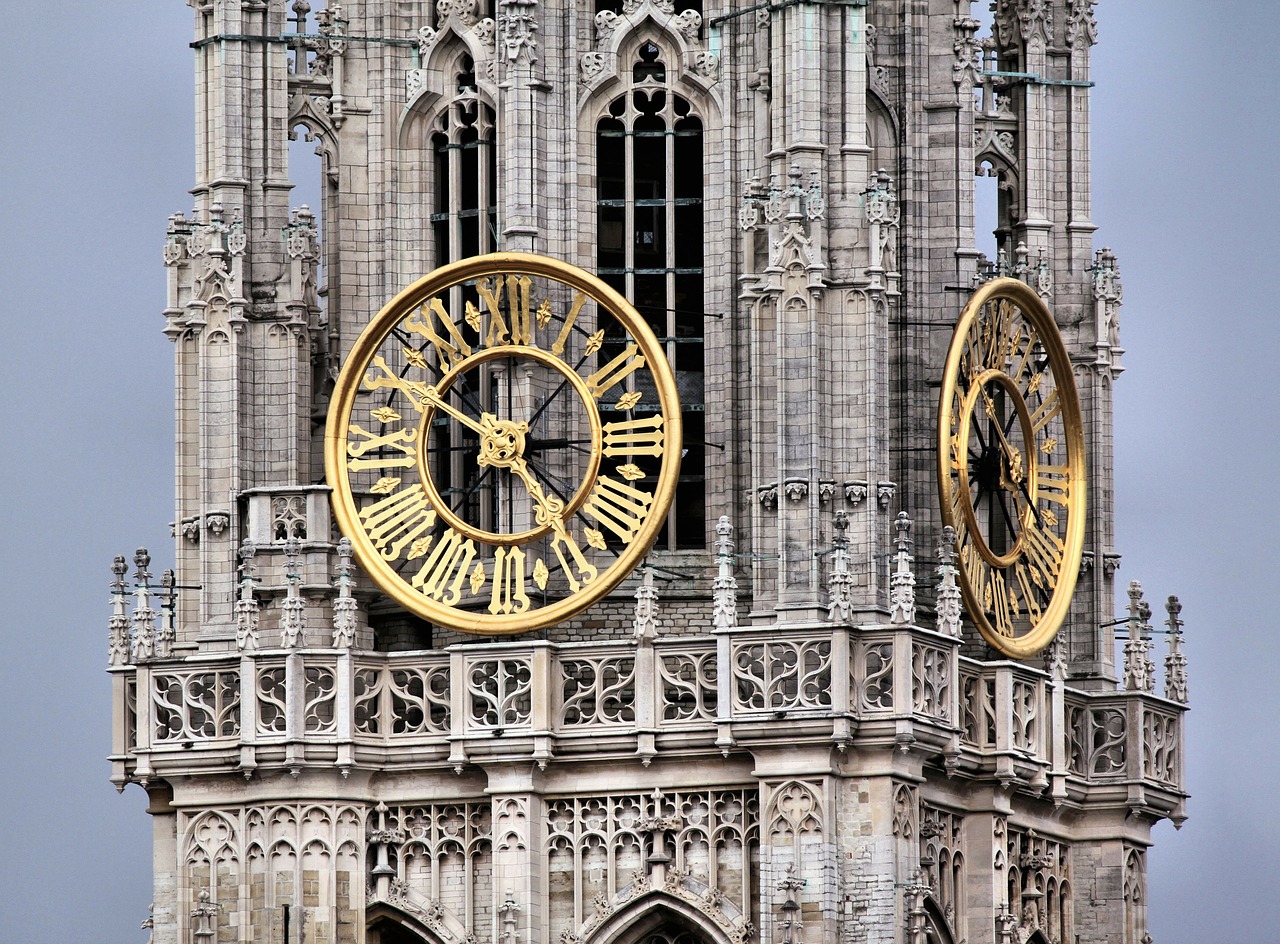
[
  {"left": 415, "top": 343, "right": 604, "bottom": 546},
  {"left": 955, "top": 367, "right": 1037, "bottom": 570}
]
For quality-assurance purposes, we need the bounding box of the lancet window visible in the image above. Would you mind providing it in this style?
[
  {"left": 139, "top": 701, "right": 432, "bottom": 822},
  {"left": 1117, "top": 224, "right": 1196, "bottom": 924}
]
[
  {"left": 596, "top": 40, "right": 706, "bottom": 549},
  {"left": 431, "top": 73, "right": 498, "bottom": 266}
]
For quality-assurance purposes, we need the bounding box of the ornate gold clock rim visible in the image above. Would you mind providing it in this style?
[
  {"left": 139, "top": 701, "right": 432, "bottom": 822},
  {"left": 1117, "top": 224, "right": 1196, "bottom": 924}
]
[
  {"left": 325, "top": 252, "right": 683, "bottom": 636},
  {"left": 937, "top": 277, "right": 1087, "bottom": 658}
]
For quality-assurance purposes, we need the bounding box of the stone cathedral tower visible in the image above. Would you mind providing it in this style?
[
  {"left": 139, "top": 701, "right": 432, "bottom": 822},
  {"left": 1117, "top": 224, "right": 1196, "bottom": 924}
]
[{"left": 109, "top": 3, "right": 1188, "bottom": 944}]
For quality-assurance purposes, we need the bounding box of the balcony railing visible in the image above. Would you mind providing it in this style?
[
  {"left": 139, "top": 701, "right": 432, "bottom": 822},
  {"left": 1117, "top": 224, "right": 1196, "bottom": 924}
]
[{"left": 108, "top": 622, "right": 1186, "bottom": 823}]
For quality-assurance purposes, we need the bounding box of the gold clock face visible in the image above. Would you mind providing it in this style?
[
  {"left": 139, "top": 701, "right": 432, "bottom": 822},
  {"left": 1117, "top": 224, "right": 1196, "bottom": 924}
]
[
  {"left": 938, "top": 278, "right": 1086, "bottom": 657},
  {"left": 325, "top": 253, "right": 682, "bottom": 635}
]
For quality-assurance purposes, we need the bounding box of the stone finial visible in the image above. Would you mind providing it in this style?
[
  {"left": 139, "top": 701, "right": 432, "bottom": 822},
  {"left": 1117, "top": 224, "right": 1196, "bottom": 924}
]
[
  {"left": 236, "top": 539, "right": 260, "bottom": 651},
  {"left": 889, "top": 512, "right": 916, "bottom": 626},
  {"left": 156, "top": 569, "right": 176, "bottom": 659},
  {"left": 632, "top": 564, "right": 659, "bottom": 640},
  {"left": 191, "top": 889, "right": 218, "bottom": 944},
  {"left": 712, "top": 516, "right": 738, "bottom": 630},
  {"left": 1122, "top": 581, "right": 1154, "bottom": 693},
  {"left": 332, "top": 536, "right": 358, "bottom": 648},
  {"left": 108, "top": 555, "right": 132, "bottom": 666},
  {"left": 935, "top": 526, "right": 962, "bottom": 638},
  {"left": 280, "top": 537, "right": 304, "bottom": 648},
  {"left": 1164, "top": 596, "right": 1188, "bottom": 704},
  {"left": 827, "top": 511, "right": 854, "bottom": 623},
  {"left": 131, "top": 548, "right": 156, "bottom": 662},
  {"left": 1042, "top": 635, "right": 1067, "bottom": 681}
]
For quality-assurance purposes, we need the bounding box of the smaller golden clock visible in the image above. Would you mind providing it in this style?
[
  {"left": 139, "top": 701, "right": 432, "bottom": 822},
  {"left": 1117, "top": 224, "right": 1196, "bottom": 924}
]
[
  {"left": 325, "top": 253, "right": 682, "bottom": 636},
  {"left": 938, "top": 277, "right": 1086, "bottom": 658}
]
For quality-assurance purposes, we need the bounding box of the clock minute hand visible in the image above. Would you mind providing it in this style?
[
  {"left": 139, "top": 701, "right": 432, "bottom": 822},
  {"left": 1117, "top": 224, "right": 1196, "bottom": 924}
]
[{"left": 416, "top": 384, "right": 488, "bottom": 436}]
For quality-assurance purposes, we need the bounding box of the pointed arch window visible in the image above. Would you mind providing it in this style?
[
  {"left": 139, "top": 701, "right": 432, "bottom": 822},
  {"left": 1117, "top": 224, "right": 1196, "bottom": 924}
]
[
  {"left": 596, "top": 43, "right": 706, "bottom": 549},
  {"left": 431, "top": 68, "right": 498, "bottom": 266}
]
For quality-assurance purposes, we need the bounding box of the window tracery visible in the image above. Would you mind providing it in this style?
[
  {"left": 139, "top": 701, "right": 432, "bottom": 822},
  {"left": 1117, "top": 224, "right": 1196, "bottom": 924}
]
[{"left": 596, "top": 40, "right": 706, "bottom": 548}]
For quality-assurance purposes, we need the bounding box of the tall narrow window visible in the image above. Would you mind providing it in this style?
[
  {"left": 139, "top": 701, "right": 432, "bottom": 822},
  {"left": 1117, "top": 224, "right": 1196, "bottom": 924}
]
[
  {"left": 430, "top": 85, "right": 498, "bottom": 266},
  {"left": 596, "top": 46, "right": 706, "bottom": 549},
  {"left": 427, "top": 79, "right": 500, "bottom": 534}
]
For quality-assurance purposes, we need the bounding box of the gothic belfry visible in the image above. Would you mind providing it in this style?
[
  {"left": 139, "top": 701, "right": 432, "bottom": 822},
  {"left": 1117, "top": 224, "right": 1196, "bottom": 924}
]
[{"left": 109, "top": 2, "right": 1188, "bottom": 944}]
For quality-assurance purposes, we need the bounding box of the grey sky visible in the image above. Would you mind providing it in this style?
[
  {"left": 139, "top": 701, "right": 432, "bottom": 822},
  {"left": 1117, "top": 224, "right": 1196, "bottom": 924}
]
[{"left": 0, "top": 3, "right": 1268, "bottom": 940}]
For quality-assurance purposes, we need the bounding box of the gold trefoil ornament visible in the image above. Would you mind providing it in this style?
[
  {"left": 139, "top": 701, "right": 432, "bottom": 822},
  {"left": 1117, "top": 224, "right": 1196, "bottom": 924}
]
[
  {"left": 938, "top": 277, "right": 1086, "bottom": 657},
  {"left": 326, "top": 253, "right": 682, "bottom": 635}
]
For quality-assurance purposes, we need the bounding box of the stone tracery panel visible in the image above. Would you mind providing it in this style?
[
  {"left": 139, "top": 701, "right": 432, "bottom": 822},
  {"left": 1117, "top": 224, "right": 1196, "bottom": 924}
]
[{"left": 545, "top": 788, "right": 757, "bottom": 937}]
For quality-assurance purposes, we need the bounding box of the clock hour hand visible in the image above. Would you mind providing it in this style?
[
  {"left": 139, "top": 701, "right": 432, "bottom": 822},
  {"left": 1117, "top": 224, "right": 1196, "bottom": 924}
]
[
  {"left": 979, "top": 387, "right": 1024, "bottom": 489},
  {"left": 416, "top": 383, "right": 489, "bottom": 436}
]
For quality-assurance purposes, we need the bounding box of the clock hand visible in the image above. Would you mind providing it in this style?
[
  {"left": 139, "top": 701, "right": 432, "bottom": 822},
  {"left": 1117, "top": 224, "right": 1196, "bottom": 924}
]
[
  {"left": 979, "top": 387, "right": 1024, "bottom": 488},
  {"left": 416, "top": 383, "right": 490, "bottom": 437}
]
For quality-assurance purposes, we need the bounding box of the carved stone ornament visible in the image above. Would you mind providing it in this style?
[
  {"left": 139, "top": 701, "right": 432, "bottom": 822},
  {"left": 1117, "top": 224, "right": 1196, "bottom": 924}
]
[
  {"left": 876, "top": 481, "right": 896, "bottom": 509},
  {"left": 783, "top": 478, "right": 809, "bottom": 503},
  {"left": 758, "top": 483, "right": 778, "bottom": 511},
  {"left": 844, "top": 480, "right": 868, "bottom": 505},
  {"left": 205, "top": 512, "right": 231, "bottom": 535}
]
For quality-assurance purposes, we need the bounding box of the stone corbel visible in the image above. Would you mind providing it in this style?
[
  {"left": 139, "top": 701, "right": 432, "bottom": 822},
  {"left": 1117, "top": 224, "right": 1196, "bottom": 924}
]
[
  {"left": 205, "top": 512, "right": 231, "bottom": 536},
  {"left": 1102, "top": 553, "right": 1121, "bottom": 578},
  {"left": 758, "top": 483, "right": 778, "bottom": 511},
  {"left": 817, "top": 480, "right": 836, "bottom": 504},
  {"left": 876, "top": 482, "right": 896, "bottom": 509},
  {"left": 783, "top": 478, "right": 809, "bottom": 503},
  {"left": 181, "top": 515, "right": 201, "bottom": 544},
  {"left": 843, "top": 480, "right": 868, "bottom": 506}
]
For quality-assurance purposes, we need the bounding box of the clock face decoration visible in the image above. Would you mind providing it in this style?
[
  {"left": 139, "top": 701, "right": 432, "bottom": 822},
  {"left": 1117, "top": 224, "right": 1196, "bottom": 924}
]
[
  {"left": 326, "top": 253, "right": 682, "bottom": 635},
  {"left": 938, "top": 277, "right": 1086, "bottom": 657}
]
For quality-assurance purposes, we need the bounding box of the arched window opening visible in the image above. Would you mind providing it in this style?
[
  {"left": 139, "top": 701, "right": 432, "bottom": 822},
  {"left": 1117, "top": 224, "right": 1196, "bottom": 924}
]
[
  {"left": 431, "top": 97, "right": 498, "bottom": 266},
  {"left": 368, "top": 915, "right": 432, "bottom": 944},
  {"left": 974, "top": 159, "right": 1001, "bottom": 269},
  {"left": 596, "top": 59, "right": 706, "bottom": 550}
]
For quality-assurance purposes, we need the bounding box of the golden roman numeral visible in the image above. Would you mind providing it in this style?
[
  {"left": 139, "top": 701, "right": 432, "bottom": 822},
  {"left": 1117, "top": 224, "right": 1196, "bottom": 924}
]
[
  {"left": 586, "top": 343, "right": 645, "bottom": 399},
  {"left": 347, "top": 424, "right": 416, "bottom": 471},
  {"left": 989, "top": 570, "right": 1014, "bottom": 637},
  {"left": 475, "top": 275, "right": 533, "bottom": 347},
  {"left": 404, "top": 298, "right": 472, "bottom": 370},
  {"left": 1036, "top": 464, "right": 1071, "bottom": 507},
  {"left": 583, "top": 476, "right": 654, "bottom": 543},
  {"left": 489, "top": 545, "right": 530, "bottom": 615},
  {"left": 359, "top": 484, "right": 437, "bottom": 561},
  {"left": 1021, "top": 521, "right": 1064, "bottom": 584},
  {"left": 411, "top": 528, "right": 477, "bottom": 604},
  {"left": 551, "top": 292, "right": 588, "bottom": 357},
  {"left": 361, "top": 355, "right": 434, "bottom": 411},
  {"left": 961, "top": 542, "right": 987, "bottom": 597},
  {"left": 550, "top": 527, "right": 598, "bottom": 593},
  {"left": 602, "top": 415, "right": 664, "bottom": 457},
  {"left": 1014, "top": 562, "right": 1044, "bottom": 623},
  {"left": 1029, "top": 388, "right": 1060, "bottom": 433}
]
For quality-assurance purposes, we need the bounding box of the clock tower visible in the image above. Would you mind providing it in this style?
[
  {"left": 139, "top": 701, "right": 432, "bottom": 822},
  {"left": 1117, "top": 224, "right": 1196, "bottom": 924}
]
[{"left": 109, "top": 3, "right": 1187, "bottom": 944}]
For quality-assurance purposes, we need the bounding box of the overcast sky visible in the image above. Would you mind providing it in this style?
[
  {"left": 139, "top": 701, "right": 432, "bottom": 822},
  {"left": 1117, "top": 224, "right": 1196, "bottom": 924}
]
[{"left": 1, "top": 2, "right": 1273, "bottom": 941}]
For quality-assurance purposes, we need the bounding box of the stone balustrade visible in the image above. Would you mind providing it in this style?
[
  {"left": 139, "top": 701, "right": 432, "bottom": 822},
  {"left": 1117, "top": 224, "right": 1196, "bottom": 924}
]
[{"left": 108, "top": 622, "right": 1186, "bottom": 823}]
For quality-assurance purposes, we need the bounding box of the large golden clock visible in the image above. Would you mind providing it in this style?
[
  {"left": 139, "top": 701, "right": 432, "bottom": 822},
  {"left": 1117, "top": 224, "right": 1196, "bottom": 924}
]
[
  {"left": 938, "top": 277, "right": 1086, "bottom": 658},
  {"left": 325, "top": 253, "right": 682, "bottom": 635}
]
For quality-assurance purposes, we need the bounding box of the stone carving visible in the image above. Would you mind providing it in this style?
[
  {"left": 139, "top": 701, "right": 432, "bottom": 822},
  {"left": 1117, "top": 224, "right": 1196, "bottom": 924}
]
[
  {"left": 280, "top": 537, "right": 305, "bottom": 648},
  {"left": 935, "top": 526, "right": 963, "bottom": 637},
  {"left": 712, "top": 517, "right": 739, "bottom": 630},
  {"left": 331, "top": 537, "right": 357, "bottom": 649},
  {"left": 205, "top": 512, "right": 230, "bottom": 535},
  {"left": 1164, "top": 596, "right": 1188, "bottom": 703},
  {"left": 108, "top": 556, "right": 132, "bottom": 666},
  {"left": 1066, "top": 0, "right": 1099, "bottom": 49},
  {"left": 236, "top": 540, "right": 260, "bottom": 651},
  {"left": 758, "top": 483, "right": 778, "bottom": 510},
  {"left": 497, "top": 0, "right": 538, "bottom": 65},
  {"left": 843, "top": 480, "right": 868, "bottom": 505},
  {"left": 783, "top": 478, "right": 809, "bottom": 503},
  {"left": 876, "top": 481, "right": 896, "bottom": 509},
  {"left": 953, "top": 15, "right": 982, "bottom": 88},
  {"left": 131, "top": 548, "right": 156, "bottom": 662},
  {"left": 1122, "top": 581, "right": 1155, "bottom": 693},
  {"left": 827, "top": 512, "right": 853, "bottom": 622},
  {"left": 581, "top": 52, "right": 607, "bottom": 83},
  {"left": 889, "top": 512, "right": 916, "bottom": 625},
  {"left": 632, "top": 565, "right": 660, "bottom": 639}
]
